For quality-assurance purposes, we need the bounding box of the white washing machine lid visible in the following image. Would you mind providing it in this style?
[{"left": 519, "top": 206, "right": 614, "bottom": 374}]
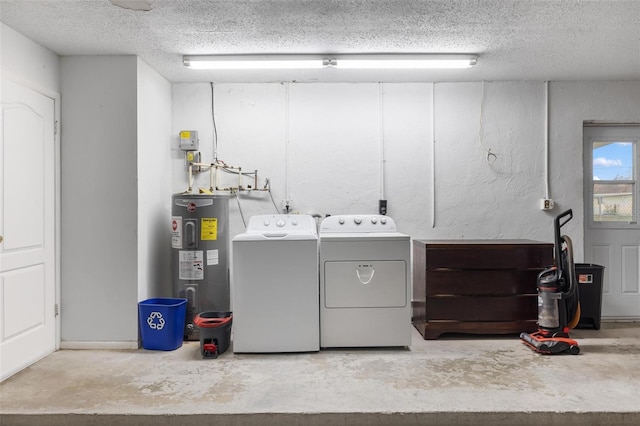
[{"left": 233, "top": 214, "right": 318, "bottom": 241}]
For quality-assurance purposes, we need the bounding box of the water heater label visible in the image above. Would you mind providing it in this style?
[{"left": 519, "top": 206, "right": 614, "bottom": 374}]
[
  {"left": 201, "top": 218, "right": 218, "bottom": 240},
  {"left": 207, "top": 249, "right": 219, "bottom": 266},
  {"left": 171, "top": 216, "right": 182, "bottom": 248},
  {"left": 179, "top": 250, "right": 204, "bottom": 280}
]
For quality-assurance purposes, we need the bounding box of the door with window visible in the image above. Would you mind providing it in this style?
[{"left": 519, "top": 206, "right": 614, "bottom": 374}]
[{"left": 584, "top": 125, "right": 640, "bottom": 318}]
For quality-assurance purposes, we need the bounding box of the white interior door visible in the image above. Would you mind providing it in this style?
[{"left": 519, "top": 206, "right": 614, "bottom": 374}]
[
  {"left": 1, "top": 78, "right": 56, "bottom": 381},
  {"left": 584, "top": 125, "right": 640, "bottom": 319}
]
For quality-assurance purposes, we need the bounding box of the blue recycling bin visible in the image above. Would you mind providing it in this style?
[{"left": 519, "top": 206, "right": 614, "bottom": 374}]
[{"left": 138, "top": 298, "right": 187, "bottom": 350}]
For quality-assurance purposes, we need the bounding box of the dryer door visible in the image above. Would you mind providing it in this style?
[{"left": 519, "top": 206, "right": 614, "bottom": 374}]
[{"left": 324, "top": 261, "right": 407, "bottom": 308}]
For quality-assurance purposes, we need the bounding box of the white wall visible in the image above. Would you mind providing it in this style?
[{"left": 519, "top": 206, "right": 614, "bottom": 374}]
[
  {"left": 137, "top": 58, "right": 172, "bottom": 301},
  {"left": 172, "top": 80, "right": 640, "bottom": 261},
  {"left": 172, "top": 82, "right": 432, "bottom": 238},
  {"left": 61, "top": 56, "right": 174, "bottom": 346},
  {"left": 0, "top": 23, "right": 59, "bottom": 93},
  {"left": 171, "top": 83, "right": 286, "bottom": 236},
  {"left": 60, "top": 56, "right": 139, "bottom": 344},
  {"left": 433, "top": 82, "right": 548, "bottom": 239}
]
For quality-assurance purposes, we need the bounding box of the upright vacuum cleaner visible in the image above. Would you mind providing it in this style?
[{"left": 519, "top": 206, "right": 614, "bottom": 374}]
[{"left": 520, "top": 209, "right": 581, "bottom": 355}]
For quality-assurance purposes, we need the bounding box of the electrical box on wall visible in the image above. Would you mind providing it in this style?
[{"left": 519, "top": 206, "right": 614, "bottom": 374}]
[
  {"left": 180, "top": 130, "right": 199, "bottom": 151},
  {"left": 379, "top": 199, "right": 387, "bottom": 215},
  {"left": 540, "top": 198, "right": 555, "bottom": 210},
  {"left": 282, "top": 199, "right": 293, "bottom": 213},
  {"left": 186, "top": 151, "right": 201, "bottom": 172}
]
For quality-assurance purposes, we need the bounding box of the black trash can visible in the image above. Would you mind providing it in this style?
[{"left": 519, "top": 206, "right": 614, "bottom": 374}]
[
  {"left": 193, "top": 311, "right": 232, "bottom": 358},
  {"left": 575, "top": 264, "right": 605, "bottom": 330}
]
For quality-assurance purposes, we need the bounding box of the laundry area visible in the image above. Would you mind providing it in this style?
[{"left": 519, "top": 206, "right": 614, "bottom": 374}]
[{"left": 2, "top": 1, "right": 640, "bottom": 426}]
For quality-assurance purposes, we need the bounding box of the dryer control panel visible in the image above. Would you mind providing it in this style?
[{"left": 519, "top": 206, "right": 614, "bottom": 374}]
[
  {"left": 320, "top": 214, "right": 397, "bottom": 233},
  {"left": 245, "top": 214, "right": 317, "bottom": 235}
]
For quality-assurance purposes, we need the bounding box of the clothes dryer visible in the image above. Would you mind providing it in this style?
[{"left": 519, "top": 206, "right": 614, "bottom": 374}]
[
  {"left": 232, "top": 214, "right": 319, "bottom": 352},
  {"left": 319, "top": 215, "right": 411, "bottom": 348}
]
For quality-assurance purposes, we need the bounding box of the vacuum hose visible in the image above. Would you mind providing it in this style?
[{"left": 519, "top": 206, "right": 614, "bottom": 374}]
[{"left": 562, "top": 235, "right": 581, "bottom": 330}]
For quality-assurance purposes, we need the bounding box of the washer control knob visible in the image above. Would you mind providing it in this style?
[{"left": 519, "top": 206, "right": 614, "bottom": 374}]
[
  {"left": 371, "top": 218, "right": 378, "bottom": 224},
  {"left": 380, "top": 218, "right": 387, "bottom": 225},
  {"left": 291, "top": 219, "right": 298, "bottom": 226},
  {"left": 339, "top": 218, "right": 345, "bottom": 225},
  {"left": 276, "top": 219, "right": 286, "bottom": 227},
  {"left": 264, "top": 220, "right": 270, "bottom": 226},
  {"left": 354, "top": 217, "right": 362, "bottom": 225}
]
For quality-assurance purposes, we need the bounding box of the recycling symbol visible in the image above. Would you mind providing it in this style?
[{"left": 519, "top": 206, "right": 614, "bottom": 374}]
[{"left": 147, "top": 311, "right": 165, "bottom": 330}]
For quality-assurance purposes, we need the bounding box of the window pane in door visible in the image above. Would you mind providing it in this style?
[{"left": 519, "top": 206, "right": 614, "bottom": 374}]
[
  {"left": 593, "top": 183, "right": 635, "bottom": 222},
  {"left": 592, "top": 140, "right": 635, "bottom": 223},
  {"left": 593, "top": 141, "right": 633, "bottom": 181}
]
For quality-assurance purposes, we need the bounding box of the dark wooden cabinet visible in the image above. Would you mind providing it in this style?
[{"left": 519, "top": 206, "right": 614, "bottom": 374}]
[{"left": 412, "top": 239, "right": 553, "bottom": 339}]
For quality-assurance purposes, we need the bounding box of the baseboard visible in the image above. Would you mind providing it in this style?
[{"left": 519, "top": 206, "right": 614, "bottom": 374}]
[{"left": 60, "top": 341, "right": 139, "bottom": 350}]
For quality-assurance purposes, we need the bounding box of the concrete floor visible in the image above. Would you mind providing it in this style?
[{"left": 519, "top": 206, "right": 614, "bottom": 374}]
[{"left": 1, "top": 323, "right": 639, "bottom": 426}]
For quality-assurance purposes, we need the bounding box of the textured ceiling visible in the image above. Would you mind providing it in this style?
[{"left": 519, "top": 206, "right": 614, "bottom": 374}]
[{"left": 1, "top": 0, "right": 639, "bottom": 83}]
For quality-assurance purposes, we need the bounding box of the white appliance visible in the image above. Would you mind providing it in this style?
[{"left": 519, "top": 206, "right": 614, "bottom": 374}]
[
  {"left": 232, "top": 214, "right": 319, "bottom": 352},
  {"left": 319, "top": 214, "right": 411, "bottom": 348}
]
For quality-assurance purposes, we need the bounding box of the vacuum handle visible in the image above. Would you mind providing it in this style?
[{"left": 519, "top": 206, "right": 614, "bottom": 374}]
[{"left": 556, "top": 209, "right": 573, "bottom": 230}]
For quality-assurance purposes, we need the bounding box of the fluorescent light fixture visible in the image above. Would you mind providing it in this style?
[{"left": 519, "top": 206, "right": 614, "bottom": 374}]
[
  {"left": 333, "top": 54, "right": 477, "bottom": 69},
  {"left": 183, "top": 55, "right": 326, "bottom": 70},
  {"left": 184, "top": 54, "right": 477, "bottom": 70}
]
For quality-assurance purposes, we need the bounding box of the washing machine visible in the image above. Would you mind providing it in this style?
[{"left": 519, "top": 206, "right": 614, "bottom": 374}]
[
  {"left": 319, "top": 214, "right": 411, "bottom": 348},
  {"left": 232, "top": 214, "right": 319, "bottom": 352}
]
